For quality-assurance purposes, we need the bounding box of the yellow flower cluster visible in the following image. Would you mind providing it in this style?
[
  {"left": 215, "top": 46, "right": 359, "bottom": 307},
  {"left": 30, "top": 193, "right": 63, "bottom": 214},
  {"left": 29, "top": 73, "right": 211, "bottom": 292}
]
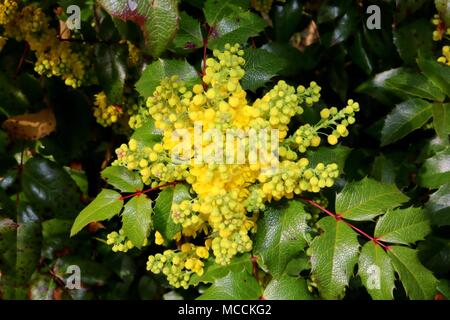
[
  {"left": 106, "top": 229, "right": 148, "bottom": 252},
  {"left": 120, "top": 40, "right": 141, "bottom": 66},
  {"left": 93, "top": 92, "right": 124, "bottom": 127},
  {"left": 432, "top": 14, "right": 450, "bottom": 65},
  {"left": 0, "top": 1, "right": 91, "bottom": 87},
  {"left": 146, "top": 242, "right": 210, "bottom": 289},
  {"left": 113, "top": 43, "right": 359, "bottom": 287}
]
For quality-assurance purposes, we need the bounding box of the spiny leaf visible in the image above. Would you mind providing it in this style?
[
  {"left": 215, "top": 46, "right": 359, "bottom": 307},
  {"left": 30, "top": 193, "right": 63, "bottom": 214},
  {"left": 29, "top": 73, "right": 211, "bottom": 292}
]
[
  {"left": 70, "top": 189, "right": 123, "bottom": 236},
  {"left": 197, "top": 270, "right": 261, "bottom": 300},
  {"left": 121, "top": 195, "right": 153, "bottom": 248},
  {"left": 388, "top": 246, "right": 437, "bottom": 300},
  {"left": 418, "top": 147, "right": 450, "bottom": 189},
  {"left": 426, "top": 183, "right": 450, "bottom": 226},
  {"left": 310, "top": 216, "right": 360, "bottom": 299},
  {"left": 153, "top": 184, "right": 191, "bottom": 240},
  {"left": 263, "top": 274, "right": 313, "bottom": 300},
  {"left": 381, "top": 99, "right": 433, "bottom": 146},
  {"left": 101, "top": 166, "right": 143, "bottom": 193},
  {"left": 335, "top": 177, "right": 408, "bottom": 221},
  {"left": 190, "top": 253, "right": 252, "bottom": 286},
  {"left": 374, "top": 207, "right": 431, "bottom": 245},
  {"left": 135, "top": 59, "right": 199, "bottom": 99},
  {"left": 253, "top": 200, "right": 310, "bottom": 278},
  {"left": 358, "top": 241, "right": 395, "bottom": 300},
  {"left": 241, "top": 48, "right": 286, "bottom": 92},
  {"left": 173, "top": 12, "right": 203, "bottom": 50}
]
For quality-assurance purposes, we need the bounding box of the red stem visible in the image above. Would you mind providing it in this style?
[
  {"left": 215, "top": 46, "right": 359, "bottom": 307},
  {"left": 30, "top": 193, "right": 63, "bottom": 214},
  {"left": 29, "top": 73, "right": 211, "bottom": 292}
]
[
  {"left": 300, "top": 196, "right": 390, "bottom": 250},
  {"left": 118, "top": 181, "right": 177, "bottom": 201}
]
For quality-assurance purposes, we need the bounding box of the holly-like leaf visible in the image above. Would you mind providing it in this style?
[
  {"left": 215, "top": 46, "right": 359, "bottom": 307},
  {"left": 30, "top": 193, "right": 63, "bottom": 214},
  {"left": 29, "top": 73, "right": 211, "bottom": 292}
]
[
  {"left": 263, "top": 274, "right": 313, "bottom": 300},
  {"left": 241, "top": 48, "right": 286, "bottom": 92},
  {"left": 130, "top": 119, "right": 163, "bottom": 148},
  {"left": 418, "top": 147, "right": 450, "bottom": 189},
  {"left": 374, "top": 207, "right": 431, "bottom": 245},
  {"left": 432, "top": 103, "right": 450, "bottom": 143},
  {"left": 384, "top": 70, "right": 445, "bottom": 102},
  {"left": 426, "top": 183, "right": 450, "bottom": 226},
  {"left": 94, "top": 44, "right": 127, "bottom": 104},
  {"left": 306, "top": 145, "right": 351, "bottom": 174},
  {"left": 253, "top": 200, "right": 309, "bottom": 278},
  {"left": 203, "top": 0, "right": 248, "bottom": 26},
  {"left": 273, "top": 0, "right": 303, "bottom": 42},
  {"left": 197, "top": 270, "right": 261, "bottom": 300},
  {"left": 153, "top": 184, "right": 191, "bottom": 240},
  {"left": 101, "top": 166, "right": 143, "bottom": 193},
  {"left": 208, "top": 12, "right": 266, "bottom": 50},
  {"left": 135, "top": 59, "right": 199, "bottom": 99},
  {"left": 98, "top": 0, "right": 179, "bottom": 57},
  {"left": 417, "top": 58, "right": 450, "bottom": 97},
  {"left": 335, "top": 177, "right": 408, "bottom": 221},
  {"left": 329, "top": 7, "right": 359, "bottom": 47},
  {"left": 173, "top": 12, "right": 203, "bottom": 50},
  {"left": 380, "top": 99, "right": 433, "bottom": 146},
  {"left": 70, "top": 189, "right": 123, "bottom": 236},
  {"left": 21, "top": 156, "right": 82, "bottom": 219},
  {"left": 358, "top": 241, "right": 395, "bottom": 300},
  {"left": 393, "top": 19, "right": 433, "bottom": 65},
  {"left": 388, "top": 246, "right": 437, "bottom": 300},
  {"left": 16, "top": 204, "right": 42, "bottom": 286},
  {"left": 121, "top": 195, "right": 153, "bottom": 248},
  {"left": 190, "top": 254, "right": 252, "bottom": 286},
  {"left": 309, "top": 216, "right": 360, "bottom": 299}
]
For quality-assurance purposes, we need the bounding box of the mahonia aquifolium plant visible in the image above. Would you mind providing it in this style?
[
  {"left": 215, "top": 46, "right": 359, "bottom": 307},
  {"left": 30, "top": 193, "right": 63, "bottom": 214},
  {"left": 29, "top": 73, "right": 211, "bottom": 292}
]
[
  {"left": 0, "top": 0, "right": 92, "bottom": 87},
  {"left": 100, "top": 43, "right": 360, "bottom": 289}
]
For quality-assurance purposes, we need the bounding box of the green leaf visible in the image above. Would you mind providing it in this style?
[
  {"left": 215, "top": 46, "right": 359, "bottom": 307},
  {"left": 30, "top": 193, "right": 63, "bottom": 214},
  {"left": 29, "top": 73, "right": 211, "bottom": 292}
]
[
  {"left": 417, "top": 58, "right": 450, "bottom": 97},
  {"left": 306, "top": 145, "right": 351, "bottom": 174},
  {"left": 121, "top": 195, "right": 153, "bottom": 248},
  {"left": 153, "top": 184, "right": 191, "bottom": 240},
  {"left": 380, "top": 99, "right": 433, "bottom": 146},
  {"left": 41, "top": 219, "right": 73, "bottom": 259},
  {"left": 426, "top": 183, "right": 450, "bottom": 226},
  {"left": 70, "top": 189, "right": 123, "bottom": 236},
  {"left": 208, "top": 12, "right": 267, "bottom": 50},
  {"left": 16, "top": 204, "right": 42, "bottom": 286},
  {"left": 317, "top": 3, "right": 343, "bottom": 24},
  {"left": 371, "top": 154, "right": 396, "bottom": 184},
  {"left": 253, "top": 200, "right": 309, "bottom": 278},
  {"left": 310, "top": 216, "right": 360, "bottom": 299},
  {"left": 0, "top": 217, "right": 17, "bottom": 275},
  {"left": 375, "top": 207, "right": 430, "bottom": 245},
  {"left": 358, "top": 241, "right": 395, "bottom": 300},
  {"left": 94, "top": 44, "right": 127, "bottom": 104},
  {"left": 273, "top": 0, "right": 303, "bottom": 41},
  {"left": 54, "top": 256, "right": 112, "bottom": 286},
  {"left": 418, "top": 147, "right": 450, "bottom": 189},
  {"left": 384, "top": 69, "right": 445, "bottom": 102},
  {"left": 418, "top": 236, "right": 450, "bottom": 276},
  {"left": 101, "top": 166, "right": 143, "bottom": 193},
  {"left": 241, "top": 48, "right": 286, "bottom": 92},
  {"left": 388, "top": 246, "right": 437, "bottom": 300},
  {"left": 173, "top": 12, "right": 203, "bottom": 50},
  {"left": 197, "top": 270, "right": 261, "bottom": 300},
  {"left": 135, "top": 59, "right": 199, "bottom": 99},
  {"left": 21, "top": 156, "right": 81, "bottom": 219},
  {"left": 263, "top": 274, "right": 313, "bottom": 300},
  {"left": 436, "top": 0, "right": 450, "bottom": 25},
  {"left": 329, "top": 7, "right": 359, "bottom": 46},
  {"left": 130, "top": 119, "right": 163, "bottom": 148},
  {"left": 349, "top": 32, "right": 373, "bottom": 75},
  {"left": 393, "top": 19, "right": 433, "bottom": 65},
  {"left": 437, "top": 279, "right": 450, "bottom": 299},
  {"left": 432, "top": 103, "right": 450, "bottom": 143},
  {"left": 203, "top": 0, "right": 248, "bottom": 26},
  {"left": 190, "top": 253, "right": 252, "bottom": 285},
  {"left": 335, "top": 177, "right": 408, "bottom": 221},
  {"left": 98, "top": 0, "right": 179, "bottom": 57}
]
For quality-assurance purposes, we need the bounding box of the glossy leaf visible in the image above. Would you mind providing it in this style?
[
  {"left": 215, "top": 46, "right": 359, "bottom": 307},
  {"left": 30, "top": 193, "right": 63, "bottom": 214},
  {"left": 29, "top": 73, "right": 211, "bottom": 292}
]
[
  {"left": 306, "top": 145, "right": 351, "bottom": 174},
  {"left": 273, "top": 0, "right": 303, "bottom": 41},
  {"left": 426, "top": 183, "right": 450, "bottom": 226},
  {"left": 70, "top": 189, "right": 123, "bottom": 236},
  {"left": 263, "top": 274, "right": 313, "bottom": 300},
  {"left": 393, "top": 19, "right": 433, "bottom": 65},
  {"left": 335, "top": 177, "right": 408, "bottom": 221},
  {"left": 253, "top": 200, "right": 309, "bottom": 278},
  {"left": 388, "top": 246, "right": 437, "bottom": 300},
  {"left": 418, "top": 147, "right": 450, "bottom": 189},
  {"left": 380, "top": 99, "right": 433, "bottom": 146},
  {"left": 417, "top": 58, "right": 450, "bottom": 97},
  {"left": 121, "top": 195, "right": 153, "bottom": 248},
  {"left": 310, "top": 216, "right": 360, "bottom": 299},
  {"left": 432, "top": 103, "right": 450, "bottom": 143},
  {"left": 358, "top": 241, "right": 395, "bottom": 300},
  {"left": 374, "top": 207, "right": 431, "bottom": 245},
  {"left": 173, "top": 12, "right": 203, "bottom": 50},
  {"left": 101, "top": 166, "right": 143, "bottom": 193}
]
